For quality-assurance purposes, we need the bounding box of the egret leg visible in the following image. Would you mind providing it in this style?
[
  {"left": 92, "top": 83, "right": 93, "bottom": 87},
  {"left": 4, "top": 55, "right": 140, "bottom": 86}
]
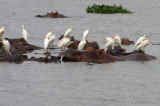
[
  {"left": 49, "top": 43, "right": 51, "bottom": 48},
  {"left": 63, "top": 46, "right": 65, "bottom": 51},
  {"left": 9, "top": 52, "right": 12, "bottom": 56},
  {"left": 52, "top": 43, "right": 53, "bottom": 48},
  {"left": 49, "top": 44, "right": 52, "bottom": 48},
  {"left": 6, "top": 52, "right": 11, "bottom": 56},
  {"left": 48, "top": 44, "right": 50, "bottom": 49},
  {"left": 106, "top": 47, "right": 108, "bottom": 51},
  {"left": 142, "top": 48, "right": 144, "bottom": 54},
  {"left": 112, "top": 45, "right": 114, "bottom": 50}
]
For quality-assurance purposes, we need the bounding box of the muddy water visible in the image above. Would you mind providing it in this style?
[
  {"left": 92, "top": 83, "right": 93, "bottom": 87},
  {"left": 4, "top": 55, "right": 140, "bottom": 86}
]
[{"left": 0, "top": 0, "right": 160, "bottom": 106}]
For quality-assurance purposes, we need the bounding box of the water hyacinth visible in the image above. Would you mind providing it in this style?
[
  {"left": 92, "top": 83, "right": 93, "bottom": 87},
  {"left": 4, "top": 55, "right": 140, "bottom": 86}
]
[{"left": 86, "top": 4, "right": 133, "bottom": 14}]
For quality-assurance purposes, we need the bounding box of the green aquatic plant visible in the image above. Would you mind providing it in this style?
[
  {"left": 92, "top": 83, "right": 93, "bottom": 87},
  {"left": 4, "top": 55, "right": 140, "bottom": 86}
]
[{"left": 86, "top": 4, "right": 133, "bottom": 14}]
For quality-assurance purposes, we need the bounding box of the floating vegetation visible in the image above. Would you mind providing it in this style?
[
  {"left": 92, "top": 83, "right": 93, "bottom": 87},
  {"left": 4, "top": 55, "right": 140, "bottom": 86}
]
[{"left": 86, "top": 4, "right": 133, "bottom": 14}]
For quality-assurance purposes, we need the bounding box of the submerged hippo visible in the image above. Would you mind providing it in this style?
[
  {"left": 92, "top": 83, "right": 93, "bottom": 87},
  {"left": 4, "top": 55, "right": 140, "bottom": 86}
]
[
  {"left": 62, "top": 46, "right": 156, "bottom": 63},
  {"left": 0, "top": 38, "right": 60, "bottom": 63},
  {"left": 62, "top": 47, "right": 118, "bottom": 63},
  {"left": 35, "top": 11, "right": 66, "bottom": 18}
]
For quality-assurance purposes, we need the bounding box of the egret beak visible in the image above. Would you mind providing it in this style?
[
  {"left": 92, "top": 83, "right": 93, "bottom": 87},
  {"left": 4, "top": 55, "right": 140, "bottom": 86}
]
[
  {"left": 2, "top": 38, "right": 5, "bottom": 41},
  {"left": 114, "top": 34, "right": 117, "bottom": 36},
  {"left": 146, "top": 36, "right": 150, "bottom": 37},
  {"left": 2, "top": 27, "right": 6, "bottom": 29},
  {"left": 69, "top": 37, "right": 72, "bottom": 40},
  {"left": 85, "top": 38, "right": 88, "bottom": 41},
  {"left": 149, "top": 40, "right": 152, "bottom": 45},
  {"left": 114, "top": 39, "right": 118, "bottom": 41},
  {"left": 71, "top": 28, "right": 75, "bottom": 30},
  {"left": 50, "top": 30, "right": 53, "bottom": 32},
  {"left": 104, "top": 38, "right": 106, "bottom": 40}
]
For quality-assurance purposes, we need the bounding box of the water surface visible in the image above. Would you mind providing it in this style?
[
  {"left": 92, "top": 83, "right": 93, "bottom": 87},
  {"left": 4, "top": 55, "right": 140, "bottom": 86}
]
[{"left": 0, "top": 0, "right": 160, "bottom": 106}]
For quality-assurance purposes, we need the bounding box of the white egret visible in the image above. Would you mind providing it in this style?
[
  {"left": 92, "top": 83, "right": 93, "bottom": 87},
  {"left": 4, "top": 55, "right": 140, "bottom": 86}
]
[
  {"left": 45, "top": 30, "right": 53, "bottom": 39},
  {"left": 44, "top": 37, "right": 49, "bottom": 52},
  {"left": 104, "top": 38, "right": 115, "bottom": 50},
  {"left": 57, "top": 27, "right": 74, "bottom": 47},
  {"left": 64, "top": 27, "right": 74, "bottom": 37},
  {"left": 2, "top": 39, "right": 12, "bottom": 55},
  {"left": 78, "top": 30, "right": 89, "bottom": 50},
  {"left": 0, "top": 26, "right": 6, "bottom": 40},
  {"left": 113, "top": 34, "right": 121, "bottom": 46},
  {"left": 135, "top": 35, "right": 150, "bottom": 46},
  {"left": 58, "top": 37, "right": 71, "bottom": 51},
  {"left": 78, "top": 38, "right": 87, "bottom": 50},
  {"left": 57, "top": 37, "right": 65, "bottom": 48},
  {"left": 49, "top": 35, "right": 57, "bottom": 48},
  {"left": 137, "top": 39, "right": 152, "bottom": 52},
  {"left": 22, "top": 25, "right": 28, "bottom": 42},
  {"left": 82, "top": 30, "right": 89, "bottom": 40}
]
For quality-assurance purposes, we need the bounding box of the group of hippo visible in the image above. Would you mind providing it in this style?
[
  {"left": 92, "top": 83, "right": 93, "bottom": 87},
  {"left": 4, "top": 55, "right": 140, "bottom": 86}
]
[
  {"left": 0, "top": 11, "right": 156, "bottom": 63},
  {"left": 0, "top": 35, "right": 156, "bottom": 63}
]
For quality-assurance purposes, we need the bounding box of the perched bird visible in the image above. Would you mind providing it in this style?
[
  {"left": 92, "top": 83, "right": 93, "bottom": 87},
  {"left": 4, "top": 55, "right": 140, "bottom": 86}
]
[
  {"left": 137, "top": 39, "right": 152, "bottom": 52},
  {"left": 104, "top": 36, "right": 112, "bottom": 42},
  {"left": 82, "top": 30, "right": 89, "bottom": 40},
  {"left": 104, "top": 38, "right": 115, "bottom": 50},
  {"left": 57, "top": 27, "right": 74, "bottom": 47},
  {"left": 0, "top": 26, "right": 6, "bottom": 40},
  {"left": 78, "top": 30, "right": 89, "bottom": 50},
  {"left": 58, "top": 37, "right": 71, "bottom": 51},
  {"left": 49, "top": 35, "right": 57, "bottom": 48},
  {"left": 135, "top": 35, "right": 150, "bottom": 46},
  {"left": 45, "top": 30, "right": 53, "bottom": 39},
  {"left": 2, "top": 39, "right": 12, "bottom": 55},
  {"left": 64, "top": 27, "right": 74, "bottom": 37},
  {"left": 78, "top": 38, "right": 87, "bottom": 50},
  {"left": 57, "top": 38, "right": 64, "bottom": 48},
  {"left": 113, "top": 34, "right": 121, "bottom": 46},
  {"left": 44, "top": 37, "right": 49, "bottom": 52},
  {"left": 22, "top": 25, "right": 28, "bottom": 42}
]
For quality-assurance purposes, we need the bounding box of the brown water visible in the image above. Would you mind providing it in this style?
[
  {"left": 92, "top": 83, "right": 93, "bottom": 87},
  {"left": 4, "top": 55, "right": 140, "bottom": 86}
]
[{"left": 0, "top": 0, "right": 160, "bottom": 106}]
